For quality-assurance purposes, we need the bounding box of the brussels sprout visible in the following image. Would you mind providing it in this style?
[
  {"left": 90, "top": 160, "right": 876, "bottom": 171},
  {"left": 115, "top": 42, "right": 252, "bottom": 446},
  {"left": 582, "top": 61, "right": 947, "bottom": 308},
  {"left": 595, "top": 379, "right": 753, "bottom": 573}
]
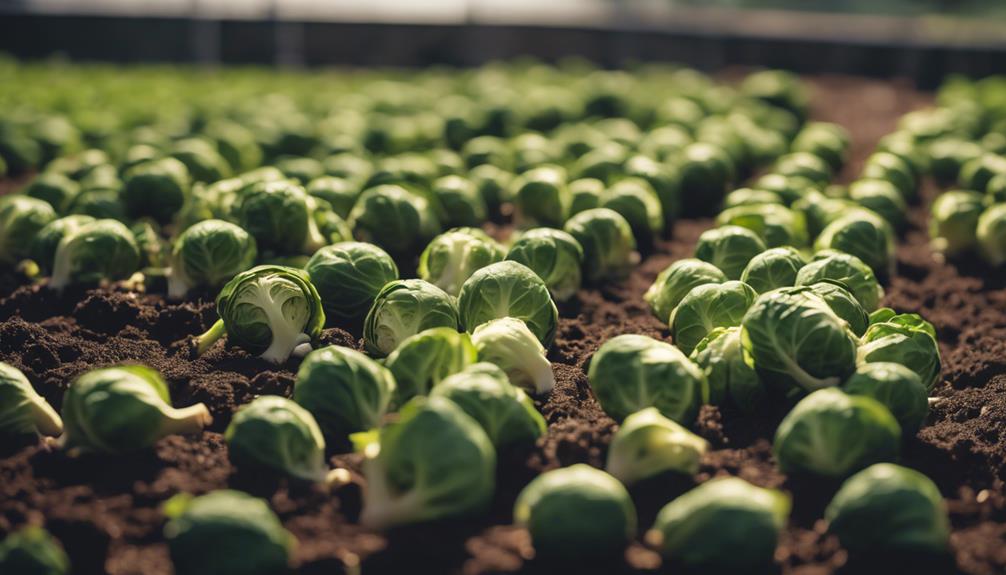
[
  {"left": 130, "top": 219, "right": 167, "bottom": 269},
  {"left": 68, "top": 188, "right": 127, "bottom": 221},
  {"left": 791, "top": 189, "right": 857, "bottom": 238},
  {"left": 469, "top": 164, "right": 514, "bottom": 216},
  {"left": 606, "top": 407, "right": 708, "bottom": 485},
  {"left": 588, "top": 334, "right": 706, "bottom": 425},
  {"left": 624, "top": 154, "right": 681, "bottom": 226},
  {"left": 670, "top": 280, "right": 757, "bottom": 356},
  {"left": 959, "top": 152, "right": 1006, "bottom": 193},
  {"left": 752, "top": 173, "right": 815, "bottom": 206},
  {"left": 806, "top": 280, "right": 870, "bottom": 337},
  {"left": 568, "top": 177, "right": 604, "bottom": 216},
  {"left": 275, "top": 155, "right": 324, "bottom": 184},
  {"left": 306, "top": 175, "right": 357, "bottom": 219},
  {"left": 121, "top": 157, "right": 191, "bottom": 223},
  {"left": 690, "top": 326, "right": 764, "bottom": 412},
  {"left": 385, "top": 327, "right": 477, "bottom": 405},
  {"left": 863, "top": 152, "right": 917, "bottom": 203},
  {"left": 848, "top": 179, "right": 908, "bottom": 231},
  {"left": 164, "top": 490, "right": 295, "bottom": 575},
  {"left": 431, "top": 362, "right": 546, "bottom": 450},
  {"left": 773, "top": 152, "right": 832, "bottom": 187},
  {"left": 741, "top": 287, "right": 859, "bottom": 395},
  {"left": 694, "top": 225, "right": 766, "bottom": 280},
  {"left": 774, "top": 388, "right": 901, "bottom": 477},
  {"left": 573, "top": 142, "right": 628, "bottom": 182},
  {"left": 0, "top": 527, "right": 69, "bottom": 575},
  {"left": 676, "top": 142, "right": 735, "bottom": 216},
  {"left": 928, "top": 138, "right": 983, "bottom": 187},
  {"left": 842, "top": 362, "right": 928, "bottom": 433},
  {"left": 977, "top": 203, "right": 1006, "bottom": 266},
  {"left": 48, "top": 219, "right": 140, "bottom": 292},
  {"left": 359, "top": 396, "right": 495, "bottom": 528},
  {"left": 600, "top": 177, "right": 664, "bottom": 245},
  {"left": 0, "top": 195, "right": 56, "bottom": 265},
  {"left": 426, "top": 175, "right": 487, "bottom": 228},
  {"left": 418, "top": 228, "right": 505, "bottom": 296},
  {"left": 647, "top": 477, "right": 790, "bottom": 570},
  {"left": 859, "top": 312, "right": 941, "bottom": 391},
  {"left": 512, "top": 165, "right": 570, "bottom": 228},
  {"left": 514, "top": 464, "right": 636, "bottom": 560},
  {"left": 815, "top": 210, "right": 896, "bottom": 280},
  {"left": 563, "top": 208, "right": 638, "bottom": 284},
  {"left": 715, "top": 204, "right": 808, "bottom": 249},
  {"left": 741, "top": 69, "right": 808, "bottom": 120},
  {"left": 61, "top": 365, "right": 211, "bottom": 454},
  {"left": 349, "top": 184, "right": 440, "bottom": 259},
  {"left": 294, "top": 345, "right": 395, "bottom": 444},
  {"left": 363, "top": 279, "right": 459, "bottom": 357},
  {"left": 225, "top": 395, "right": 327, "bottom": 481},
  {"left": 740, "top": 246, "right": 806, "bottom": 294},
  {"left": 795, "top": 250, "right": 884, "bottom": 312},
  {"left": 470, "top": 317, "right": 555, "bottom": 395},
  {"left": 27, "top": 215, "right": 95, "bottom": 275},
  {"left": 23, "top": 172, "right": 79, "bottom": 213},
  {"left": 0, "top": 362, "right": 62, "bottom": 439},
  {"left": 988, "top": 173, "right": 1006, "bottom": 204},
  {"left": 645, "top": 259, "right": 726, "bottom": 323},
  {"left": 305, "top": 241, "right": 398, "bottom": 321},
  {"left": 170, "top": 137, "right": 232, "bottom": 183},
  {"left": 195, "top": 265, "right": 325, "bottom": 364},
  {"left": 825, "top": 463, "right": 950, "bottom": 555},
  {"left": 237, "top": 180, "right": 336, "bottom": 257},
  {"left": 723, "top": 187, "right": 784, "bottom": 210},
  {"left": 462, "top": 135, "right": 512, "bottom": 169},
  {"left": 457, "top": 261, "right": 559, "bottom": 349},
  {"left": 791, "top": 122, "right": 849, "bottom": 171},
  {"left": 167, "top": 220, "right": 257, "bottom": 300},
  {"left": 505, "top": 228, "right": 584, "bottom": 302}
]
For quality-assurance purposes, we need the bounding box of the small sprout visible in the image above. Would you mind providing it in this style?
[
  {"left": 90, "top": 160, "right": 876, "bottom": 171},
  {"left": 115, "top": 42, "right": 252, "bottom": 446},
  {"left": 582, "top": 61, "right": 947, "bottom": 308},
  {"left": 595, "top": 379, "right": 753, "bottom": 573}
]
[
  {"left": 28, "top": 215, "right": 95, "bottom": 276},
  {"left": 795, "top": 250, "right": 884, "bottom": 312},
  {"left": 807, "top": 280, "right": 870, "bottom": 337},
  {"left": 48, "top": 219, "right": 141, "bottom": 292},
  {"left": 385, "top": 327, "right": 477, "bottom": 405},
  {"left": 0, "top": 526, "right": 70, "bottom": 575},
  {"left": 605, "top": 407, "right": 708, "bottom": 485},
  {"left": 752, "top": 172, "right": 815, "bottom": 206},
  {"left": 600, "top": 177, "right": 664, "bottom": 246},
  {"left": 773, "top": 152, "right": 832, "bottom": 187},
  {"left": 225, "top": 395, "right": 328, "bottom": 481},
  {"left": 170, "top": 138, "right": 232, "bottom": 183},
  {"left": 863, "top": 151, "right": 917, "bottom": 203},
  {"left": 514, "top": 464, "right": 636, "bottom": 560},
  {"left": 195, "top": 265, "right": 324, "bottom": 364},
  {"left": 929, "top": 190, "right": 984, "bottom": 256},
  {"left": 740, "top": 246, "right": 806, "bottom": 294},
  {"left": 848, "top": 179, "right": 908, "bottom": 231},
  {"left": 294, "top": 345, "right": 396, "bottom": 444},
  {"left": 168, "top": 219, "right": 257, "bottom": 300},
  {"left": 825, "top": 463, "right": 950, "bottom": 555},
  {"left": 928, "top": 138, "right": 983, "bottom": 187},
  {"left": 624, "top": 154, "right": 681, "bottom": 226},
  {"left": 563, "top": 208, "right": 638, "bottom": 284},
  {"left": 457, "top": 261, "right": 559, "bottom": 349},
  {"left": 469, "top": 164, "right": 514, "bottom": 216},
  {"left": 306, "top": 176, "right": 357, "bottom": 219},
  {"left": 792, "top": 189, "right": 858, "bottom": 237},
  {"left": 741, "top": 69, "right": 809, "bottom": 120},
  {"left": 695, "top": 225, "right": 766, "bottom": 280},
  {"left": 959, "top": 152, "right": 1006, "bottom": 193},
  {"left": 276, "top": 155, "right": 324, "bottom": 184},
  {"left": 237, "top": 180, "right": 339, "bottom": 257},
  {"left": 647, "top": 477, "right": 790, "bottom": 571},
  {"left": 715, "top": 203, "right": 808, "bottom": 248},
  {"left": 428, "top": 175, "right": 487, "bottom": 228},
  {"left": 0, "top": 361, "right": 62, "bottom": 439},
  {"left": 588, "top": 334, "right": 707, "bottom": 425},
  {"left": 305, "top": 241, "right": 399, "bottom": 321},
  {"left": 774, "top": 388, "right": 901, "bottom": 477},
  {"left": 690, "top": 326, "right": 765, "bottom": 413},
  {"left": 418, "top": 227, "right": 506, "bottom": 296},
  {"left": 723, "top": 187, "right": 784, "bottom": 209},
  {"left": 120, "top": 157, "right": 191, "bottom": 223},
  {"left": 670, "top": 280, "right": 757, "bottom": 355},
  {"left": 977, "top": 203, "right": 1006, "bottom": 266},
  {"left": 164, "top": 490, "right": 295, "bottom": 575},
  {"left": 23, "top": 172, "right": 80, "bottom": 213},
  {"left": 471, "top": 317, "right": 555, "bottom": 395},
  {"left": 505, "top": 228, "right": 584, "bottom": 302},
  {"left": 644, "top": 258, "right": 727, "bottom": 322},
  {"left": 512, "top": 165, "right": 570, "bottom": 228},
  {"left": 677, "top": 142, "right": 736, "bottom": 216},
  {"left": 859, "top": 312, "right": 941, "bottom": 391},
  {"left": 0, "top": 195, "right": 57, "bottom": 265},
  {"left": 791, "top": 122, "right": 850, "bottom": 171},
  {"left": 814, "top": 209, "right": 896, "bottom": 280},
  {"left": 350, "top": 185, "right": 441, "bottom": 259},
  {"left": 359, "top": 396, "right": 496, "bottom": 528},
  {"left": 363, "top": 279, "right": 459, "bottom": 357},
  {"left": 568, "top": 177, "right": 604, "bottom": 216},
  {"left": 61, "top": 365, "right": 211, "bottom": 454},
  {"left": 842, "top": 362, "right": 929, "bottom": 434}
]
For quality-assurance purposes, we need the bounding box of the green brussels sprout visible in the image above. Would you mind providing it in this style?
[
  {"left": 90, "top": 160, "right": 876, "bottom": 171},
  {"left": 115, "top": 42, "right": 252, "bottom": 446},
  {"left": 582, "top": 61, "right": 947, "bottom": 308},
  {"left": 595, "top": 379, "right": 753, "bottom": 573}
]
[
  {"left": 68, "top": 188, "right": 127, "bottom": 221},
  {"left": 859, "top": 312, "right": 941, "bottom": 391},
  {"left": 170, "top": 138, "right": 232, "bottom": 183},
  {"left": 418, "top": 227, "right": 506, "bottom": 296},
  {"left": 605, "top": 407, "right": 708, "bottom": 485},
  {"left": 363, "top": 279, "right": 459, "bottom": 357},
  {"left": 928, "top": 138, "right": 983, "bottom": 187},
  {"left": 863, "top": 152, "right": 917, "bottom": 203},
  {"left": 431, "top": 362, "right": 546, "bottom": 450},
  {"left": 696, "top": 117, "right": 749, "bottom": 175},
  {"left": 791, "top": 122, "right": 849, "bottom": 171},
  {"left": 48, "top": 219, "right": 140, "bottom": 292},
  {"left": 723, "top": 187, "right": 784, "bottom": 210},
  {"left": 469, "top": 164, "right": 514, "bottom": 216},
  {"left": 324, "top": 152, "right": 372, "bottom": 180},
  {"left": 225, "top": 395, "right": 327, "bottom": 481},
  {"left": 600, "top": 177, "right": 664, "bottom": 245},
  {"left": 305, "top": 241, "right": 398, "bottom": 321},
  {"left": 505, "top": 228, "right": 584, "bottom": 302},
  {"left": 848, "top": 179, "right": 908, "bottom": 231},
  {"left": 0, "top": 127, "right": 41, "bottom": 175},
  {"left": 164, "top": 490, "right": 295, "bottom": 575},
  {"left": 23, "top": 172, "right": 80, "bottom": 213},
  {"left": 694, "top": 225, "right": 766, "bottom": 280},
  {"left": 121, "top": 157, "right": 191, "bottom": 223},
  {"left": 690, "top": 326, "right": 764, "bottom": 412},
  {"left": 647, "top": 477, "right": 790, "bottom": 570},
  {"left": 807, "top": 280, "right": 870, "bottom": 337},
  {"left": 306, "top": 175, "right": 357, "bottom": 219},
  {"left": 988, "top": 172, "right": 1006, "bottom": 204},
  {"left": 359, "top": 395, "right": 495, "bottom": 528},
  {"left": 572, "top": 142, "right": 627, "bottom": 183},
  {"left": 462, "top": 135, "right": 513, "bottom": 169},
  {"left": 670, "top": 280, "right": 757, "bottom": 356},
  {"left": 959, "top": 152, "right": 1006, "bottom": 193},
  {"left": 206, "top": 121, "right": 262, "bottom": 173},
  {"left": 625, "top": 154, "right": 681, "bottom": 225},
  {"left": 676, "top": 142, "right": 735, "bottom": 216},
  {"left": 0, "top": 362, "right": 62, "bottom": 439},
  {"left": 385, "top": 327, "right": 477, "bottom": 405},
  {"left": 130, "top": 219, "right": 168, "bottom": 269},
  {"left": 568, "top": 177, "right": 604, "bottom": 216},
  {"left": 512, "top": 165, "right": 570, "bottom": 228},
  {"left": 563, "top": 208, "right": 638, "bottom": 284},
  {"left": 195, "top": 265, "right": 325, "bottom": 364},
  {"left": 741, "top": 69, "right": 809, "bottom": 120},
  {"left": 795, "top": 250, "right": 884, "bottom": 312},
  {"left": 237, "top": 180, "right": 335, "bottom": 257},
  {"left": 773, "top": 152, "right": 832, "bottom": 187},
  {"left": 61, "top": 365, "right": 211, "bottom": 454},
  {"left": 471, "top": 317, "right": 555, "bottom": 395},
  {"left": 275, "top": 155, "right": 324, "bottom": 184},
  {"left": 815, "top": 209, "right": 896, "bottom": 280},
  {"left": 741, "top": 287, "right": 859, "bottom": 395},
  {"left": 825, "top": 463, "right": 950, "bottom": 555},
  {"left": 740, "top": 246, "right": 806, "bottom": 294},
  {"left": 427, "top": 175, "right": 487, "bottom": 228},
  {"left": 349, "top": 184, "right": 441, "bottom": 259},
  {"left": 167, "top": 219, "right": 257, "bottom": 300},
  {"left": 457, "top": 261, "right": 559, "bottom": 349},
  {"left": 0, "top": 195, "right": 56, "bottom": 265},
  {"left": 27, "top": 215, "right": 95, "bottom": 275},
  {"left": 929, "top": 191, "right": 984, "bottom": 256},
  {"left": 588, "top": 334, "right": 706, "bottom": 425},
  {"left": 791, "top": 189, "right": 857, "bottom": 237},
  {"left": 645, "top": 258, "right": 727, "bottom": 322},
  {"left": 0, "top": 527, "right": 70, "bottom": 575},
  {"left": 977, "top": 203, "right": 1006, "bottom": 266},
  {"left": 514, "top": 464, "right": 636, "bottom": 560},
  {"left": 640, "top": 125, "right": 692, "bottom": 162},
  {"left": 842, "top": 362, "right": 929, "bottom": 433},
  {"left": 752, "top": 173, "right": 815, "bottom": 206},
  {"left": 774, "top": 388, "right": 901, "bottom": 477},
  {"left": 715, "top": 203, "right": 808, "bottom": 249},
  {"left": 294, "top": 345, "right": 396, "bottom": 444}
]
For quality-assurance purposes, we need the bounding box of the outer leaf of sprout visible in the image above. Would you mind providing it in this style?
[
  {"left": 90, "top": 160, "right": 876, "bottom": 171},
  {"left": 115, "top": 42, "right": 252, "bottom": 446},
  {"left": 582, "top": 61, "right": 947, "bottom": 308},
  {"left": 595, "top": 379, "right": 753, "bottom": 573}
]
[
  {"left": 385, "top": 327, "right": 477, "bottom": 405},
  {"left": 363, "top": 279, "right": 459, "bottom": 357},
  {"left": 0, "top": 361, "right": 63, "bottom": 438},
  {"left": 471, "top": 317, "right": 555, "bottom": 395},
  {"left": 49, "top": 219, "right": 141, "bottom": 293},
  {"left": 225, "top": 395, "right": 328, "bottom": 482},
  {"left": 168, "top": 219, "right": 257, "bottom": 300},
  {"left": 417, "top": 227, "right": 505, "bottom": 296},
  {"left": 457, "top": 261, "right": 559, "bottom": 349},
  {"left": 605, "top": 407, "right": 708, "bottom": 485}
]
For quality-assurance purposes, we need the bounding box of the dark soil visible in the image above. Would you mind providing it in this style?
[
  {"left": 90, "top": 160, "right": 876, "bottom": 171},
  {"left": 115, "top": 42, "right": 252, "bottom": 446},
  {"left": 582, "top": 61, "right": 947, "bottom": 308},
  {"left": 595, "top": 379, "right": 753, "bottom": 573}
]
[{"left": 2, "top": 76, "right": 1005, "bottom": 575}]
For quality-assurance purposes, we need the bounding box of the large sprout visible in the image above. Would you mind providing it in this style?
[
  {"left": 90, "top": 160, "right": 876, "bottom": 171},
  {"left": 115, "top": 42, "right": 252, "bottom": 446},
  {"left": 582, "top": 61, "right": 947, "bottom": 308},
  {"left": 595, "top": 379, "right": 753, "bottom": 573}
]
[
  {"left": 807, "top": 280, "right": 870, "bottom": 337},
  {"left": 194, "top": 265, "right": 326, "bottom": 365},
  {"left": 418, "top": 227, "right": 506, "bottom": 296},
  {"left": 929, "top": 190, "right": 984, "bottom": 256},
  {"left": 0, "top": 195, "right": 56, "bottom": 265},
  {"left": 740, "top": 246, "right": 806, "bottom": 294},
  {"left": 600, "top": 177, "right": 664, "bottom": 245},
  {"left": 0, "top": 526, "right": 70, "bottom": 575},
  {"left": 61, "top": 365, "right": 211, "bottom": 454},
  {"left": 690, "top": 326, "right": 765, "bottom": 413},
  {"left": 858, "top": 311, "right": 941, "bottom": 391},
  {"left": 512, "top": 165, "right": 570, "bottom": 228},
  {"left": 121, "top": 157, "right": 191, "bottom": 223},
  {"left": 670, "top": 280, "right": 757, "bottom": 355},
  {"left": 27, "top": 214, "right": 94, "bottom": 275},
  {"left": 457, "top": 261, "right": 559, "bottom": 348},
  {"left": 385, "top": 327, "right": 477, "bottom": 405},
  {"left": 814, "top": 209, "right": 896, "bottom": 280},
  {"left": 774, "top": 388, "right": 901, "bottom": 477},
  {"left": 48, "top": 219, "right": 141, "bottom": 292},
  {"left": 605, "top": 407, "right": 708, "bottom": 485},
  {"left": 167, "top": 219, "right": 257, "bottom": 300},
  {"left": 471, "top": 317, "right": 555, "bottom": 395},
  {"left": 349, "top": 184, "right": 441, "bottom": 259},
  {"left": 695, "top": 225, "right": 767, "bottom": 281},
  {"left": 977, "top": 203, "right": 1006, "bottom": 266},
  {"left": 225, "top": 395, "right": 327, "bottom": 482},
  {"left": 363, "top": 279, "right": 460, "bottom": 357},
  {"left": 513, "top": 464, "right": 636, "bottom": 560},
  {"left": 0, "top": 361, "right": 63, "bottom": 439},
  {"left": 305, "top": 241, "right": 399, "bottom": 321},
  {"left": 795, "top": 250, "right": 884, "bottom": 312},
  {"left": 358, "top": 396, "right": 496, "bottom": 528},
  {"left": 714, "top": 204, "right": 808, "bottom": 249},
  {"left": 842, "top": 362, "right": 929, "bottom": 434},
  {"left": 588, "top": 334, "right": 707, "bottom": 425},
  {"left": 644, "top": 258, "right": 727, "bottom": 322},
  {"left": 563, "top": 208, "right": 638, "bottom": 284},
  {"left": 237, "top": 180, "right": 342, "bottom": 257},
  {"left": 505, "top": 227, "right": 584, "bottom": 302}
]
